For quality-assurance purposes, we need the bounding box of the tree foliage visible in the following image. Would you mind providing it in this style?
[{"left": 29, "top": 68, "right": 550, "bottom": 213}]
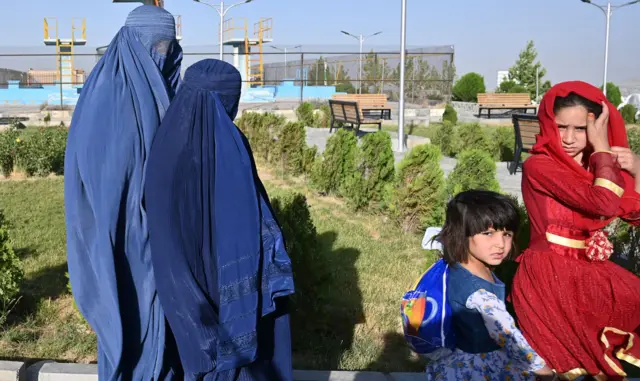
[
  {"left": 507, "top": 41, "right": 551, "bottom": 100},
  {"left": 452, "top": 72, "right": 486, "bottom": 102}
]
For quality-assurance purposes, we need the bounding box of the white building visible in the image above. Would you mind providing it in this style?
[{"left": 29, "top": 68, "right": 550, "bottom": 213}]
[{"left": 497, "top": 70, "right": 509, "bottom": 87}]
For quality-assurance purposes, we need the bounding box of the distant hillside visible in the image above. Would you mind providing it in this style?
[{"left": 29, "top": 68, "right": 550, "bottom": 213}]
[
  {"left": 619, "top": 79, "right": 640, "bottom": 96},
  {"left": 0, "top": 68, "right": 25, "bottom": 83}
]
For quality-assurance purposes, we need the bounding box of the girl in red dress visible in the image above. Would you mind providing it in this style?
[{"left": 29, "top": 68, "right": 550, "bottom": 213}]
[{"left": 511, "top": 81, "right": 640, "bottom": 381}]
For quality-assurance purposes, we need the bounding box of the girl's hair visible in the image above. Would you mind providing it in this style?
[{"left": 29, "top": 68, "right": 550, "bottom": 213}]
[
  {"left": 553, "top": 92, "right": 603, "bottom": 118},
  {"left": 437, "top": 190, "right": 520, "bottom": 265}
]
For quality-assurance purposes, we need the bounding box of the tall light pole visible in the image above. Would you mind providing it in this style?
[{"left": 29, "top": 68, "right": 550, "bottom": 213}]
[
  {"left": 580, "top": 0, "right": 640, "bottom": 96},
  {"left": 194, "top": 0, "right": 254, "bottom": 60},
  {"left": 271, "top": 45, "right": 301, "bottom": 79},
  {"left": 341, "top": 30, "right": 382, "bottom": 94},
  {"left": 398, "top": 0, "right": 407, "bottom": 152}
]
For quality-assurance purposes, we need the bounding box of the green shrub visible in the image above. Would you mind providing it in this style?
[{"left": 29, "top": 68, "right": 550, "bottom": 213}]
[
  {"left": 275, "top": 121, "right": 306, "bottom": 175},
  {"left": 238, "top": 112, "right": 287, "bottom": 162},
  {"left": 343, "top": 131, "right": 395, "bottom": 210},
  {"left": 390, "top": 144, "right": 446, "bottom": 233},
  {"left": 491, "top": 126, "right": 515, "bottom": 162},
  {"left": 442, "top": 104, "right": 458, "bottom": 124},
  {"left": 457, "top": 123, "right": 492, "bottom": 155},
  {"left": 261, "top": 113, "right": 287, "bottom": 163},
  {"left": 310, "top": 129, "right": 358, "bottom": 195},
  {"left": 0, "top": 210, "right": 24, "bottom": 324},
  {"left": 237, "top": 112, "right": 263, "bottom": 155},
  {"left": 628, "top": 127, "right": 640, "bottom": 155},
  {"left": 446, "top": 149, "right": 501, "bottom": 197},
  {"left": 314, "top": 103, "right": 332, "bottom": 128},
  {"left": 620, "top": 104, "right": 637, "bottom": 124},
  {"left": 302, "top": 145, "right": 318, "bottom": 175},
  {"left": 16, "top": 127, "right": 68, "bottom": 177},
  {"left": 608, "top": 220, "right": 640, "bottom": 276},
  {"left": 602, "top": 82, "right": 622, "bottom": 107},
  {"left": 498, "top": 80, "right": 529, "bottom": 94},
  {"left": 0, "top": 129, "right": 20, "bottom": 177},
  {"left": 269, "top": 191, "right": 331, "bottom": 341},
  {"left": 432, "top": 121, "right": 458, "bottom": 157},
  {"left": 296, "top": 102, "right": 316, "bottom": 127},
  {"left": 452, "top": 72, "right": 486, "bottom": 102}
]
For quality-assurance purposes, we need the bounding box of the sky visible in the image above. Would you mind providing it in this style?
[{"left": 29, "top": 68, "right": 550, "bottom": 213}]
[{"left": 0, "top": 0, "right": 639, "bottom": 90}]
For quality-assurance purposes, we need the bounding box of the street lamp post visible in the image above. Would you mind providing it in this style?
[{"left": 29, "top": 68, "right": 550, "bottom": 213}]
[
  {"left": 580, "top": 0, "right": 640, "bottom": 95},
  {"left": 398, "top": 0, "right": 407, "bottom": 152},
  {"left": 341, "top": 30, "right": 382, "bottom": 94},
  {"left": 271, "top": 45, "right": 301, "bottom": 79},
  {"left": 194, "top": 0, "right": 254, "bottom": 60}
]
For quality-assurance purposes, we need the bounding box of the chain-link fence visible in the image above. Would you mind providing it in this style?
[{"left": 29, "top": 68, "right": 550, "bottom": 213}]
[
  {"left": 0, "top": 45, "right": 455, "bottom": 111},
  {"left": 261, "top": 46, "right": 455, "bottom": 106}
]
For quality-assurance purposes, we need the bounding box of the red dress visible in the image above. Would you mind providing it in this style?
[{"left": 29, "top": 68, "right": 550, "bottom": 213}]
[{"left": 511, "top": 81, "right": 640, "bottom": 381}]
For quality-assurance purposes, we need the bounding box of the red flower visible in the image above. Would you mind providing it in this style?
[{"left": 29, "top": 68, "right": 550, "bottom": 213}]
[{"left": 585, "top": 230, "right": 613, "bottom": 262}]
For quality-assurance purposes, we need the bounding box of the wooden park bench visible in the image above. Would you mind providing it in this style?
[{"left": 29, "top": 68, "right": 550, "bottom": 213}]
[
  {"left": 477, "top": 93, "right": 537, "bottom": 119},
  {"left": 509, "top": 113, "right": 540, "bottom": 175},
  {"left": 328, "top": 99, "right": 382, "bottom": 133},
  {"left": 331, "top": 94, "right": 391, "bottom": 120}
]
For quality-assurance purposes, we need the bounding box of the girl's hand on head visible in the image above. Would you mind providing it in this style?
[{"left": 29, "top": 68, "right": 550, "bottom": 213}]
[
  {"left": 587, "top": 102, "right": 610, "bottom": 152},
  {"left": 611, "top": 146, "right": 640, "bottom": 177}
]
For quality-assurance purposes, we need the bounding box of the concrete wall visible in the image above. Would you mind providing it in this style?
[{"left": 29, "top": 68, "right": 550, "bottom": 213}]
[
  {"left": 241, "top": 81, "right": 339, "bottom": 103},
  {"left": 0, "top": 81, "right": 81, "bottom": 106},
  {"left": 2, "top": 78, "right": 339, "bottom": 106},
  {"left": 451, "top": 101, "right": 478, "bottom": 115}
]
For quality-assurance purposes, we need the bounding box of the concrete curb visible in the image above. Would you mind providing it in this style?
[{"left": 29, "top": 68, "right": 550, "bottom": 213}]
[
  {"left": 0, "top": 361, "right": 428, "bottom": 381},
  {"left": 4, "top": 361, "right": 638, "bottom": 381}
]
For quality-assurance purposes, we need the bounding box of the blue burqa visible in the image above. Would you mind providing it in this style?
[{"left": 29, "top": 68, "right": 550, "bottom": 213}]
[
  {"left": 144, "top": 59, "right": 295, "bottom": 381},
  {"left": 64, "top": 5, "right": 183, "bottom": 380}
]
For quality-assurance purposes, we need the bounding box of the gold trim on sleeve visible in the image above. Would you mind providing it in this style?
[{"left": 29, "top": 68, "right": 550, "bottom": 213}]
[{"left": 594, "top": 178, "right": 624, "bottom": 197}]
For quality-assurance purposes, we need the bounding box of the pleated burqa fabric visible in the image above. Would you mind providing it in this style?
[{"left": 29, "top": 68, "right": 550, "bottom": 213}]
[
  {"left": 64, "top": 5, "right": 183, "bottom": 380},
  {"left": 144, "top": 59, "right": 295, "bottom": 381}
]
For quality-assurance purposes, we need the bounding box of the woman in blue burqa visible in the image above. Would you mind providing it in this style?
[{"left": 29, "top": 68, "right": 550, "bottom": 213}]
[
  {"left": 64, "top": 5, "right": 183, "bottom": 380},
  {"left": 144, "top": 59, "right": 295, "bottom": 381}
]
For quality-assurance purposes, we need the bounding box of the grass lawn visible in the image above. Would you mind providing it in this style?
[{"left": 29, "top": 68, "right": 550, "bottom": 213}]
[{"left": 0, "top": 170, "right": 434, "bottom": 372}]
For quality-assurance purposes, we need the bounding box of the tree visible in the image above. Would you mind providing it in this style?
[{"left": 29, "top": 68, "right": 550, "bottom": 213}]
[
  {"left": 601, "top": 82, "right": 622, "bottom": 106},
  {"left": 452, "top": 72, "right": 486, "bottom": 102},
  {"left": 307, "top": 57, "right": 356, "bottom": 93},
  {"left": 307, "top": 56, "right": 330, "bottom": 87},
  {"left": 361, "top": 50, "right": 391, "bottom": 93},
  {"left": 508, "top": 41, "right": 551, "bottom": 100},
  {"left": 390, "top": 56, "right": 453, "bottom": 102},
  {"left": 497, "top": 80, "right": 528, "bottom": 94}
]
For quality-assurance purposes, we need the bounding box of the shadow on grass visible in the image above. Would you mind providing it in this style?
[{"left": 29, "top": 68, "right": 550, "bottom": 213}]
[
  {"left": 290, "top": 230, "right": 363, "bottom": 371},
  {"left": 7, "top": 262, "right": 69, "bottom": 327},
  {"left": 366, "top": 332, "right": 426, "bottom": 373},
  {"left": 13, "top": 246, "right": 39, "bottom": 261}
]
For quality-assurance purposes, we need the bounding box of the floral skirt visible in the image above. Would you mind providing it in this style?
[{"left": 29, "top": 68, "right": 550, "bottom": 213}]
[{"left": 425, "top": 348, "right": 537, "bottom": 380}]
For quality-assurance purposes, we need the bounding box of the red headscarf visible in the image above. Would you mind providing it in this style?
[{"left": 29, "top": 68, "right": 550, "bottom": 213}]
[{"left": 532, "top": 80, "right": 634, "bottom": 191}]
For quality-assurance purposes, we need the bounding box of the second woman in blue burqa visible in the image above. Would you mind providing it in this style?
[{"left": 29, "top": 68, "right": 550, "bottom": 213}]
[{"left": 145, "top": 59, "right": 295, "bottom": 380}]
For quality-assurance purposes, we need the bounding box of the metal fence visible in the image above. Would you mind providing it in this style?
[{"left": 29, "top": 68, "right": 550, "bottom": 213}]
[{"left": 0, "top": 46, "right": 455, "bottom": 109}]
